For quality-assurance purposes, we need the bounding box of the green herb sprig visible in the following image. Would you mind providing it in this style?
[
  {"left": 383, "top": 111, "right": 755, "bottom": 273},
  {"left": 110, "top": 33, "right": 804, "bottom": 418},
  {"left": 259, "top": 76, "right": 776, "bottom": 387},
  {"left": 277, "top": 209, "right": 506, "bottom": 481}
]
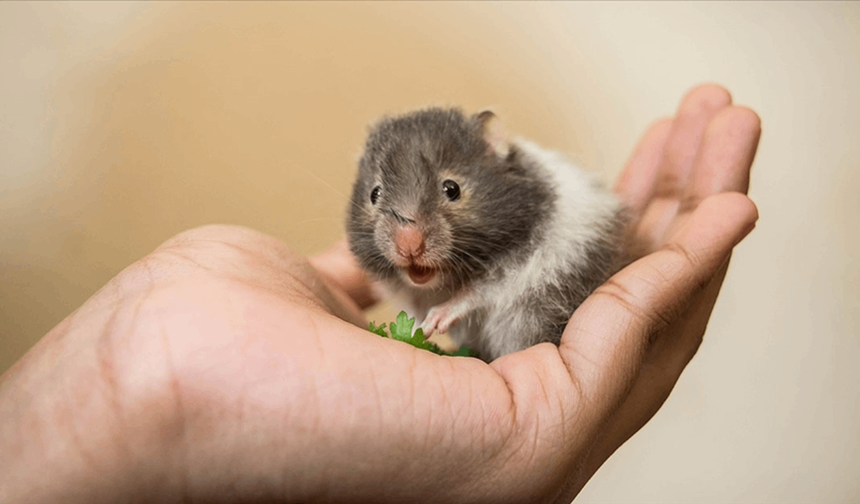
[{"left": 370, "top": 311, "right": 476, "bottom": 357}]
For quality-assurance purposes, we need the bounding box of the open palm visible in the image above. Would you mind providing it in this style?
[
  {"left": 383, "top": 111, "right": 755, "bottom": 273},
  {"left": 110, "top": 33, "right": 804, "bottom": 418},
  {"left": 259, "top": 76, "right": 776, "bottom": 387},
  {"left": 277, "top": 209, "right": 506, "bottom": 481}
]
[{"left": 0, "top": 85, "right": 759, "bottom": 503}]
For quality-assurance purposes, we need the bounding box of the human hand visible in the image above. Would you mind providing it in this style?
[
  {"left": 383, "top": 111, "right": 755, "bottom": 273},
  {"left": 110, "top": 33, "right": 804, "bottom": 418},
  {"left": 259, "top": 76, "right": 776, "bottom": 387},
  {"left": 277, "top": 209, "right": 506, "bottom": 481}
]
[{"left": 0, "top": 84, "right": 759, "bottom": 503}]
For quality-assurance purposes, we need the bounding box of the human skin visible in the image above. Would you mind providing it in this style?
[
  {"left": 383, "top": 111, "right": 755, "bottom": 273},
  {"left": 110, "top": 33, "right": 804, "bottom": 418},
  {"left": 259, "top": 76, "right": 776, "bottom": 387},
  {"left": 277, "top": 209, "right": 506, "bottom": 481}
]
[{"left": 0, "top": 84, "right": 760, "bottom": 503}]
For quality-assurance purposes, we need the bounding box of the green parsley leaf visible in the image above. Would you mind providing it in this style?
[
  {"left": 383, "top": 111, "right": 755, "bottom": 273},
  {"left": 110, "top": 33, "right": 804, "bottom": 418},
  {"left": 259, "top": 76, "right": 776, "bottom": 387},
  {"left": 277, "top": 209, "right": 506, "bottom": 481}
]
[
  {"left": 450, "top": 346, "right": 479, "bottom": 357},
  {"left": 368, "top": 311, "right": 475, "bottom": 357},
  {"left": 388, "top": 311, "right": 414, "bottom": 342},
  {"left": 368, "top": 321, "right": 388, "bottom": 338}
]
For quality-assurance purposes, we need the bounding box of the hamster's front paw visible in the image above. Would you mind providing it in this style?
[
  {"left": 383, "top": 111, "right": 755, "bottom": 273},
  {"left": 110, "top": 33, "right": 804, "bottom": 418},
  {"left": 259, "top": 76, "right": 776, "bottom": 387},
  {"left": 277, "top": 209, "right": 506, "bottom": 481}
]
[
  {"left": 420, "top": 306, "right": 456, "bottom": 336},
  {"left": 420, "top": 300, "right": 471, "bottom": 336}
]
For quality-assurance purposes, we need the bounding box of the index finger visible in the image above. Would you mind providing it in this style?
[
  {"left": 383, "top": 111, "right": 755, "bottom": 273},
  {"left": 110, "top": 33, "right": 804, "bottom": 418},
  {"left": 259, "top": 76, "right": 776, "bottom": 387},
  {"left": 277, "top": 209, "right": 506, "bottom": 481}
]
[
  {"left": 310, "top": 239, "right": 379, "bottom": 310},
  {"left": 678, "top": 106, "right": 761, "bottom": 213},
  {"left": 559, "top": 192, "right": 758, "bottom": 430}
]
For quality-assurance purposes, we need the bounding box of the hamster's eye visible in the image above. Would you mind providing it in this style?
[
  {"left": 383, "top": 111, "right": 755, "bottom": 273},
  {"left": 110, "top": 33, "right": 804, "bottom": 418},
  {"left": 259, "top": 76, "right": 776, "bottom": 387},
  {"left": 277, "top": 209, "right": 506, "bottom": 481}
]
[
  {"left": 442, "top": 180, "right": 460, "bottom": 201},
  {"left": 370, "top": 186, "right": 381, "bottom": 205}
]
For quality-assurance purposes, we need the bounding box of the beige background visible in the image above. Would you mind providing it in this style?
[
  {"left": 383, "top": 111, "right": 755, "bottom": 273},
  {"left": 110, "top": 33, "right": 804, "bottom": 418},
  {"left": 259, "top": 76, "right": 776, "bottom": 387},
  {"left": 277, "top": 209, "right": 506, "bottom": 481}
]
[{"left": 1, "top": 2, "right": 858, "bottom": 502}]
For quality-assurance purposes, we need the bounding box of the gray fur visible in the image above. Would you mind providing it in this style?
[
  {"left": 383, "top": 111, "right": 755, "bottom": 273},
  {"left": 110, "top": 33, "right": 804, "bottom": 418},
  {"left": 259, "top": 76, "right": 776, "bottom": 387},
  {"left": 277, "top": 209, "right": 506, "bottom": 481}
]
[{"left": 346, "top": 108, "right": 626, "bottom": 361}]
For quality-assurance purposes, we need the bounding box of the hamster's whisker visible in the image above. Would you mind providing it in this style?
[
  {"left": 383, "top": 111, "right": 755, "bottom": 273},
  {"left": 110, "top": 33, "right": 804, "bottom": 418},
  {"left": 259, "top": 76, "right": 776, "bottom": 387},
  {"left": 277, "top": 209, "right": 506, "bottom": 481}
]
[
  {"left": 298, "top": 218, "right": 342, "bottom": 225},
  {"left": 293, "top": 164, "right": 352, "bottom": 201},
  {"left": 446, "top": 247, "right": 489, "bottom": 278}
]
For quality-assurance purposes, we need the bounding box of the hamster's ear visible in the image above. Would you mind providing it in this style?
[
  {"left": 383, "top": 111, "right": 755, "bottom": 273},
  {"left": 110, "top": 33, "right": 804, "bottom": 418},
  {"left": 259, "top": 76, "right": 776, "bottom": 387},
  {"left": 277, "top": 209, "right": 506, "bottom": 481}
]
[{"left": 474, "top": 110, "right": 509, "bottom": 158}]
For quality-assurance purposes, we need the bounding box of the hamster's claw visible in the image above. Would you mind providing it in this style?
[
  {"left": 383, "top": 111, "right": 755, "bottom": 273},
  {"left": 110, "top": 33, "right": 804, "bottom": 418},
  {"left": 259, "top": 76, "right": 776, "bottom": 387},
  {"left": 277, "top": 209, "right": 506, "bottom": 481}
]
[
  {"left": 421, "top": 306, "right": 448, "bottom": 338},
  {"left": 421, "top": 303, "right": 464, "bottom": 336}
]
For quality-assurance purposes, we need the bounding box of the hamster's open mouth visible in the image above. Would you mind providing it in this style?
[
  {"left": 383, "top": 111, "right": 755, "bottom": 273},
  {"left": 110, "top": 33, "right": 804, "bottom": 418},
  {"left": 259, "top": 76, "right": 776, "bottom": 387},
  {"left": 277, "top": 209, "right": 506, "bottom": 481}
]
[{"left": 406, "top": 264, "right": 436, "bottom": 285}]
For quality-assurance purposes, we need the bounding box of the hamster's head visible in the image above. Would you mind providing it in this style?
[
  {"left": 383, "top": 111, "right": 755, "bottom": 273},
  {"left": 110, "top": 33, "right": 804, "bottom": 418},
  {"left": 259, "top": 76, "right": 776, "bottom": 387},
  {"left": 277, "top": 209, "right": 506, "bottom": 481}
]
[{"left": 346, "top": 108, "right": 550, "bottom": 291}]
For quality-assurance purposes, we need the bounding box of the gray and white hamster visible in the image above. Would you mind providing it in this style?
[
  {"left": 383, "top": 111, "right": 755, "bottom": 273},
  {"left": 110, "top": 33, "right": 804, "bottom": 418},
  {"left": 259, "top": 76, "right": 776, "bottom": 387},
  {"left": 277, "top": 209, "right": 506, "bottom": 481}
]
[{"left": 346, "top": 108, "right": 625, "bottom": 361}]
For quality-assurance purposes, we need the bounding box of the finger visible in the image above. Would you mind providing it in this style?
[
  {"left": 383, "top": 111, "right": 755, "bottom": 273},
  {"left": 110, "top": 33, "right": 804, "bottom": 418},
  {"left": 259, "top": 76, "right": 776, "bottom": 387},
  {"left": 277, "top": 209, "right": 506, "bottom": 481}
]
[
  {"left": 652, "top": 84, "right": 733, "bottom": 201},
  {"left": 613, "top": 117, "right": 673, "bottom": 214},
  {"left": 310, "top": 239, "right": 378, "bottom": 309},
  {"left": 679, "top": 106, "right": 762, "bottom": 213},
  {"left": 629, "top": 85, "right": 733, "bottom": 254},
  {"left": 559, "top": 192, "right": 758, "bottom": 424}
]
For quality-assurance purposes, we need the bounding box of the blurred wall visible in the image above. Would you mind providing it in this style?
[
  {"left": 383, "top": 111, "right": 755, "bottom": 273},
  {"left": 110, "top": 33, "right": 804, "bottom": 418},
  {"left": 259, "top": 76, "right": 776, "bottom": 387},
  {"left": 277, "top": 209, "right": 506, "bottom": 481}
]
[{"left": 1, "top": 2, "right": 858, "bottom": 503}]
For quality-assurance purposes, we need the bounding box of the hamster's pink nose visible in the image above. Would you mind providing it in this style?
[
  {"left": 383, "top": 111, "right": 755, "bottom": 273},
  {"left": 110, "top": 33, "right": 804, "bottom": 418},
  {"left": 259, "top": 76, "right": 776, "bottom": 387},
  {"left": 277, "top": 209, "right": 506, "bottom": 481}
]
[{"left": 394, "top": 226, "right": 426, "bottom": 260}]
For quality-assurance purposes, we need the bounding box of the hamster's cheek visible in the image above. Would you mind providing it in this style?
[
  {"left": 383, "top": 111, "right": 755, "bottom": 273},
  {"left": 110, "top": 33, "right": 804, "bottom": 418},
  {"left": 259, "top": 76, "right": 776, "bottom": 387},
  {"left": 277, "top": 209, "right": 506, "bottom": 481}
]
[
  {"left": 421, "top": 220, "right": 454, "bottom": 268},
  {"left": 373, "top": 220, "right": 401, "bottom": 267}
]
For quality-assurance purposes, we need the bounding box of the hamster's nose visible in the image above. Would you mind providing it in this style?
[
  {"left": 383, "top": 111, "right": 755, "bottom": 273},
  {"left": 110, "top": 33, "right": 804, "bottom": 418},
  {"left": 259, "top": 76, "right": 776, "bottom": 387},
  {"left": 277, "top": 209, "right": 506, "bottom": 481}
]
[{"left": 394, "top": 226, "right": 426, "bottom": 260}]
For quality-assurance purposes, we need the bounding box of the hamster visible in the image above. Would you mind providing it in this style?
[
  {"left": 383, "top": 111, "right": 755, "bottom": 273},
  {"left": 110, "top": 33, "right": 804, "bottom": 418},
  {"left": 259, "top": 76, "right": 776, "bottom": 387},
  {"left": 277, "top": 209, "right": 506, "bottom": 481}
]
[{"left": 346, "top": 108, "right": 626, "bottom": 361}]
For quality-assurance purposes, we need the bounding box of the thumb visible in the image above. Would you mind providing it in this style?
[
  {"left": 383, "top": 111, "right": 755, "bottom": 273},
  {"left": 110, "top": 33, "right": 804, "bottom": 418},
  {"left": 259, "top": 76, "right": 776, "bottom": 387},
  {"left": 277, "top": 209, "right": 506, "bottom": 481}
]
[{"left": 310, "top": 239, "right": 378, "bottom": 310}]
